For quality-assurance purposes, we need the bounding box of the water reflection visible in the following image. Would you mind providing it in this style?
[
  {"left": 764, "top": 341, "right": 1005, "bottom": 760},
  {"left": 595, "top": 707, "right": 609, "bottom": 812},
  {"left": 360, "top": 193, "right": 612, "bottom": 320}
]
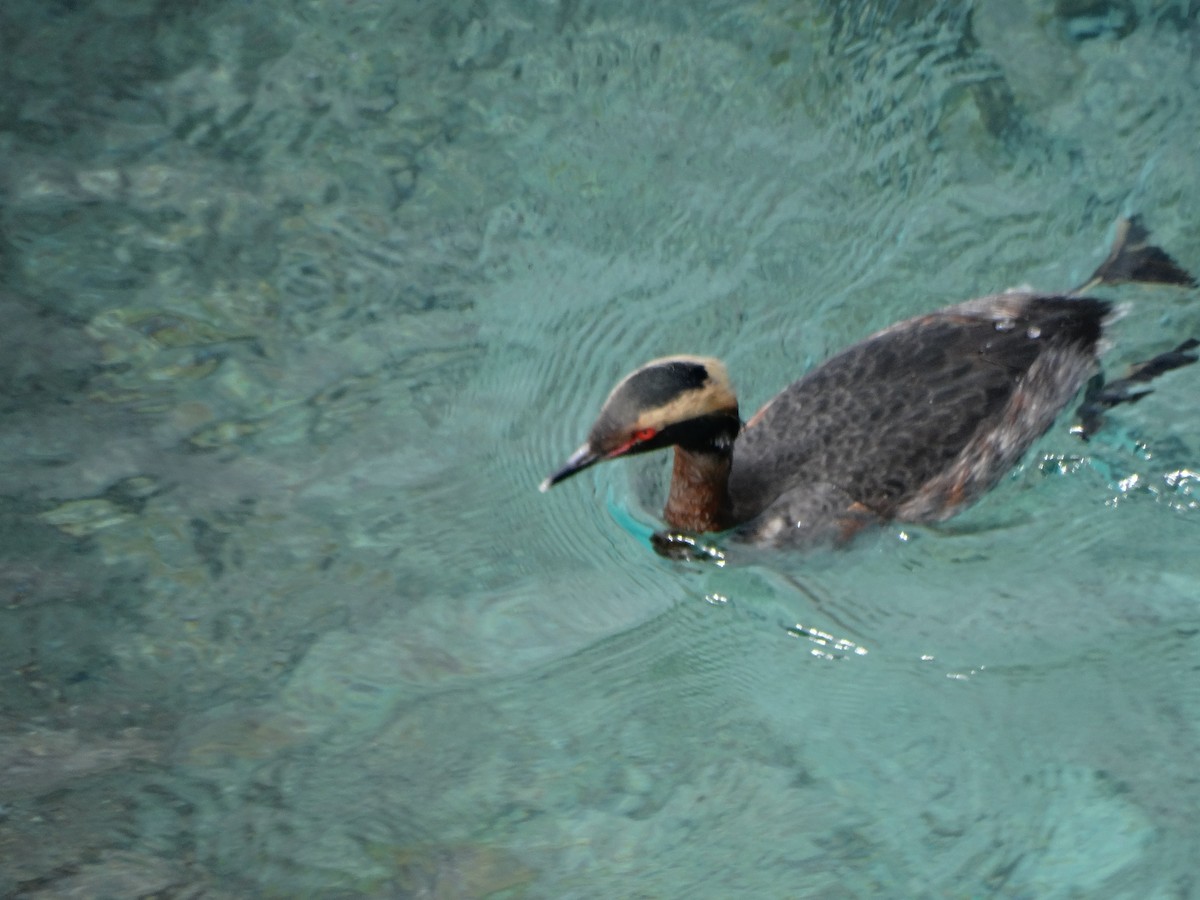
[{"left": 1, "top": 0, "right": 1199, "bottom": 896}]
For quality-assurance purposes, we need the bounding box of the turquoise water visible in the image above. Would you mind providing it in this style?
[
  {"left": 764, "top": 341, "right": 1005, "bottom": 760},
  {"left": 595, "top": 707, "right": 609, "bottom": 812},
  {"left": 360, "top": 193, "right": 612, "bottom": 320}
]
[{"left": 1, "top": 0, "right": 1199, "bottom": 896}]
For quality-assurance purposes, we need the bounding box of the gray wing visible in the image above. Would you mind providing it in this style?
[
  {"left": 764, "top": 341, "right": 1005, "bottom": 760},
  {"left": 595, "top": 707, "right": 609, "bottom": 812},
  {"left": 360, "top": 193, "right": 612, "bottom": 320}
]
[{"left": 728, "top": 294, "right": 1107, "bottom": 524}]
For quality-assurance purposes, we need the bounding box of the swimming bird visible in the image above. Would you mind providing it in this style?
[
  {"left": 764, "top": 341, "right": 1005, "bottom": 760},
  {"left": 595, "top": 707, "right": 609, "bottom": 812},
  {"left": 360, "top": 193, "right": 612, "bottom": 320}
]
[{"left": 541, "top": 217, "right": 1196, "bottom": 548}]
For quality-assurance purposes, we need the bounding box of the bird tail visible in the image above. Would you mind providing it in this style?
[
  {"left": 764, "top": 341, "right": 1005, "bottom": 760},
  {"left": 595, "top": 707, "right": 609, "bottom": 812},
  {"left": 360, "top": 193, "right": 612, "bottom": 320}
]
[{"left": 1074, "top": 215, "right": 1197, "bottom": 293}]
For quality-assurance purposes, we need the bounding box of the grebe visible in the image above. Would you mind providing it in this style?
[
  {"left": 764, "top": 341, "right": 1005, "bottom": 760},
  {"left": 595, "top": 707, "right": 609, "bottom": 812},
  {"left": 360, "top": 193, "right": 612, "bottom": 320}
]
[{"left": 541, "top": 217, "right": 1196, "bottom": 547}]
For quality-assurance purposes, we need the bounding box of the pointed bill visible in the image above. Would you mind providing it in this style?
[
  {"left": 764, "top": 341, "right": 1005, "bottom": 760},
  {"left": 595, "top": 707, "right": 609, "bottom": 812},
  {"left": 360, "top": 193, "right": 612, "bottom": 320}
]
[{"left": 539, "top": 443, "right": 601, "bottom": 492}]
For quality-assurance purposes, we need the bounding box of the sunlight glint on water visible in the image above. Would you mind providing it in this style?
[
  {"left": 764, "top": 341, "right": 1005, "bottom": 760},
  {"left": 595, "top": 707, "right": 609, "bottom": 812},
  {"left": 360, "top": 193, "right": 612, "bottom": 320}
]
[{"left": 0, "top": 0, "right": 1198, "bottom": 896}]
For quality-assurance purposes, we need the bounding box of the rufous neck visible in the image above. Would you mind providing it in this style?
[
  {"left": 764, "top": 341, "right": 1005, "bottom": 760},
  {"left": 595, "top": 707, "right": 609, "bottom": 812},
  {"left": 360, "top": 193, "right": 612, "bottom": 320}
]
[{"left": 663, "top": 445, "right": 734, "bottom": 533}]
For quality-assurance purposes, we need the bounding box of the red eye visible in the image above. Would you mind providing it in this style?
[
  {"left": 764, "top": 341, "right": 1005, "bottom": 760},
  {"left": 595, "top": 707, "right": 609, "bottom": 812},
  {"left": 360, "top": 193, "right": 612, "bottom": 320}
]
[{"left": 633, "top": 427, "right": 657, "bottom": 443}]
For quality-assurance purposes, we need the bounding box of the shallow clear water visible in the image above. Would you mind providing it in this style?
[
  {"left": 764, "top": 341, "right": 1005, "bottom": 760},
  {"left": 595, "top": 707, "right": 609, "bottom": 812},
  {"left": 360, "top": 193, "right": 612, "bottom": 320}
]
[{"left": 1, "top": 0, "right": 1199, "bottom": 896}]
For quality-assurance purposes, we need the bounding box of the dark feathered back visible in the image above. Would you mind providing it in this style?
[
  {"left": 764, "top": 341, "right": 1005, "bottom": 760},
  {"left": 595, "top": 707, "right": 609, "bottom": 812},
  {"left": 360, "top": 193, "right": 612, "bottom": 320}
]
[{"left": 730, "top": 294, "right": 1110, "bottom": 528}]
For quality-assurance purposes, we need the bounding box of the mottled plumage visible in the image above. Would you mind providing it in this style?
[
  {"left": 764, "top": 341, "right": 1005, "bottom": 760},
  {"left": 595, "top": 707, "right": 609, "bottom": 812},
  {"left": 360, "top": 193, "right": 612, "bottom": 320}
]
[
  {"left": 541, "top": 219, "right": 1196, "bottom": 550},
  {"left": 727, "top": 294, "right": 1107, "bottom": 543}
]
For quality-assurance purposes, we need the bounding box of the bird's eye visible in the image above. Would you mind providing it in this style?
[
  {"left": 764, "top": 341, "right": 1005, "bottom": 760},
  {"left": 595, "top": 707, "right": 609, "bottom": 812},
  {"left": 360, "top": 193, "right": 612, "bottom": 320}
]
[{"left": 633, "top": 427, "right": 657, "bottom": 443}]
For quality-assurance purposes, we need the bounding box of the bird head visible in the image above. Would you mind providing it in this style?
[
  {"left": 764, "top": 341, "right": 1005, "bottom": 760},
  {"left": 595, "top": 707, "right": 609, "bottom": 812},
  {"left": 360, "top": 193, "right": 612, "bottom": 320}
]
[{"left": 540, "top": 355, "right": 740, "bottom": 491}]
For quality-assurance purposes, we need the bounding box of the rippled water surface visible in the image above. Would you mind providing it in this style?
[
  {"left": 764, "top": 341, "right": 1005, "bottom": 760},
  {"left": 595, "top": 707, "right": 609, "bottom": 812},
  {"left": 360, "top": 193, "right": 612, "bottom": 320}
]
[{"left": 2, "top": 1, "right": 1199, "bottom": 896}]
